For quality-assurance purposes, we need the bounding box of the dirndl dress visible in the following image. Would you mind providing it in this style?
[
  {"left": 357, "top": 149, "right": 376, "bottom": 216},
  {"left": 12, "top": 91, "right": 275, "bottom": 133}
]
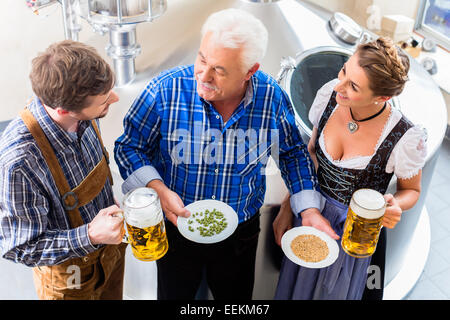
[{"left": 274, "top": 91, "right": 413, "bottom": 300}]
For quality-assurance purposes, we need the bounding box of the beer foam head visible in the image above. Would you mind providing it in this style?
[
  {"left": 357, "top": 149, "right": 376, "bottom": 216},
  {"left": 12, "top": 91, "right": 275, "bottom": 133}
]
[
  {"left": 350, "top": 188, "right": 386, "bottom": 219},
  {"left": 123, "top": 187, "right": 162, "bottom": 228},
  {"left": 124, "top": 188, "right": 156, "bottom": 208}
]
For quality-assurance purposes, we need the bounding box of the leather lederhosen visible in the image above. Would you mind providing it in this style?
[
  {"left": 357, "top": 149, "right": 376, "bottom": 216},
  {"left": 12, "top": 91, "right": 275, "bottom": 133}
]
[{"left": 20, "top": 108, "right": 127, "bottom": 300}]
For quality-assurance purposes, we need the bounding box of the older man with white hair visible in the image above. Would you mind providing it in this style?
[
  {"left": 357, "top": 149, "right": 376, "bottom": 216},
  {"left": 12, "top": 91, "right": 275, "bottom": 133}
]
[{"left": 114, "top": 8, "right": 324, "bottom": 299}]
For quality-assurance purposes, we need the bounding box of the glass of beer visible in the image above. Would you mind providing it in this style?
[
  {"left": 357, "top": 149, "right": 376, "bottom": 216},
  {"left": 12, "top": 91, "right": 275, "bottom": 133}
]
[
  {"left": 341, "top": 189, "right": 386, "bottom": 258},
  {"left": 122, "top": 187, "right": 169, "bottom": 261}
]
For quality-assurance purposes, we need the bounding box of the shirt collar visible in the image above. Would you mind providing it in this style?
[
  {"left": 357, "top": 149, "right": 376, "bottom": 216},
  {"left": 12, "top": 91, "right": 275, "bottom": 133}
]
[
  {"left": 28, "top": 96, "right": 90, "bottom": 152},
  {"left": 242, "top": 77, "right": 254, "bottom": 108}
]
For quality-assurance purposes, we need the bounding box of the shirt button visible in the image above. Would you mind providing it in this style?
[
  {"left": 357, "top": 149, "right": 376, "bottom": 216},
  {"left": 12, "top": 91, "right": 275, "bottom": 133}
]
[
  {"left": 212, "top": 195, "right": 216, "bottom": 200},
  {"left": 214, "top": 168, "right": 219, "bottom": 174},
  {"left": 216, "top": 115, "right": 220, "bottom": 119}
]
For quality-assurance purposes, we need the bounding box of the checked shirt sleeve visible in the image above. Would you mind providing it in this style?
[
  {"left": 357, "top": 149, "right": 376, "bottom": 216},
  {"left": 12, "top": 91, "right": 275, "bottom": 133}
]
[
  {"left": 275, "top": 90, "right": 325, "bottom": 217},
  {"left": 0, "top": 164, "right": 98, "bottom": 267},
  {"left": 114, "top": 80, "right": 164, "bottom": 194}
]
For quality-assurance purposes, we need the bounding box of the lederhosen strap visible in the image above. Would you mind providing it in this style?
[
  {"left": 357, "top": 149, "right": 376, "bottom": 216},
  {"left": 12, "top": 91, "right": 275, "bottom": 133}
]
[{"left": 19, "top": 108, "right": 113, "bottom": 228}]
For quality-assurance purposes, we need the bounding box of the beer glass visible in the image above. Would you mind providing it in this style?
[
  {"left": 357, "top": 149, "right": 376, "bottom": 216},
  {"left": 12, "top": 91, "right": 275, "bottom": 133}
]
[
  {"left": 341, "top": 189, "right": 386, "bottom": 258},
  {"left": 122, "top": 187, "right": 169, "bottom": 261}
]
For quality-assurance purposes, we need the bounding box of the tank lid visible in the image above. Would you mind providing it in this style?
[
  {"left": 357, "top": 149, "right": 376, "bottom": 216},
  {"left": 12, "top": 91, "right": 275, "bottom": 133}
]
[{"left": 328, "top": 12, "right": 362, "bottom": 44}]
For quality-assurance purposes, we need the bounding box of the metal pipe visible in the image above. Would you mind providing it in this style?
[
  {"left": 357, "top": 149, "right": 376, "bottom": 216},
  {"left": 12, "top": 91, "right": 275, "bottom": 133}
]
[
  {"left": 87, "top": 0, "right": 92, "bottom": 21},
  {"left": 116, "top": 0, "right": 123, "bottom": 24},
  {"left": 148, "top": 0, "right": 153, "bottom": 20},
  {"left": 61, "top": 0, "right": 81, "bottom": 41},
  {"left": 74, "top": 0, "right": 167, "bottom": 86},
  {"left": 106, "top": 24, "right": 142, "bottom": 87}
]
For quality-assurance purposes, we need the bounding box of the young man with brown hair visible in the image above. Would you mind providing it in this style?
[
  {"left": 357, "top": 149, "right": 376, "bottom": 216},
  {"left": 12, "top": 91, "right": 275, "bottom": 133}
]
[{"left": 0, "top": 40, "right": 126, "bottom": 300}]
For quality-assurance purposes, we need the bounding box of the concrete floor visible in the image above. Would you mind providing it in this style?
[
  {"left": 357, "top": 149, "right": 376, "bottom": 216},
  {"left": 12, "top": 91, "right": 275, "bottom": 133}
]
[{"left": 404, "top": 137, "right": 450, "bottom": 299}]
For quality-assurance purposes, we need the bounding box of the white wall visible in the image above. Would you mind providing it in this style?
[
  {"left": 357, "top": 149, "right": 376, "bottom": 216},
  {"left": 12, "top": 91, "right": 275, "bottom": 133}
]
[
  {"left": 304, "top": 0, "right": 420, "bottom": 29},
  {"left": 1, "top": 1, "right": 96, "bottom": 121},
  {"left": 2, "top": 0, "right": 448, "bottom": 125},
  {"left": 0, "top": 0, "right": 225, "bottom": 122},
  {"left": 303, "top": 0, "right": 450, "bottom": 126}
]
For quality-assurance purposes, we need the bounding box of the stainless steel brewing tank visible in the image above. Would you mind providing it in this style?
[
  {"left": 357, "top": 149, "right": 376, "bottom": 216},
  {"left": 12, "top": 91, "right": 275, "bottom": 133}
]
[{"left": 100, "top": 0, "right": 446, "bottom": 300}]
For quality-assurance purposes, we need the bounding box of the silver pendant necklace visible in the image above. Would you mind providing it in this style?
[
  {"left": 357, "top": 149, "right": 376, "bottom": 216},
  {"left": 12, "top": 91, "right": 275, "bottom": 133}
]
[
  {"left": 348, "top": 102, "right": 387, "bottom": 134},
  {"left": 348, "top": 121, "right": 358, "bottom": 133}
]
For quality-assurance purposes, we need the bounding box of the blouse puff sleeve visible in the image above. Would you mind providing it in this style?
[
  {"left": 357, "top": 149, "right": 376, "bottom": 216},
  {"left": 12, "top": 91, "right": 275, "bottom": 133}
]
[
  {"left": 308, "top": 78, "right": 340, "bottom": 128},
  {"left": 386, "top": 125, "right": 428, "bottom": 179},
  {"left": 308, "top": 78, "right": 427, "bottom": 179}
]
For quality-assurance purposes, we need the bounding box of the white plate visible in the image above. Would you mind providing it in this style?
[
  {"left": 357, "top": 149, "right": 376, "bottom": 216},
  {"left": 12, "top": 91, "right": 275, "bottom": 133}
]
[
  {"left": 177, "top": 200, "right": 239, "bottom": 244},
  {"left": 281, "top": 226, "right": 339, "bottom": 269}
]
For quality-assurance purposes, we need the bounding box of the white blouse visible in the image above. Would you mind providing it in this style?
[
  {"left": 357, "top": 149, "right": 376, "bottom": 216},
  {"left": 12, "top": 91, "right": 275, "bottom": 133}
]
[{"left": 308, "top": 79, "right": 427, "bottom": 179}]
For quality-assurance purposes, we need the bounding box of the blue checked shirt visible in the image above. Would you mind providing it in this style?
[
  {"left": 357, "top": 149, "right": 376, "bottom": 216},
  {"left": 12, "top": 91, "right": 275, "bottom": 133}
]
[
  {"left": 114, "top": 65, "right": 323, "bottom": 223},
  {"left": 0, "top": 97, "right": 114, "bottom": 267}
]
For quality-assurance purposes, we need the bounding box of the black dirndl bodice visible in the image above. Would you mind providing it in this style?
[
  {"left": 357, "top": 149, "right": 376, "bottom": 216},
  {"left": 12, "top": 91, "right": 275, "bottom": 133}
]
[{"left": 315, "top": 91, "right": 413, "bottom": 206}]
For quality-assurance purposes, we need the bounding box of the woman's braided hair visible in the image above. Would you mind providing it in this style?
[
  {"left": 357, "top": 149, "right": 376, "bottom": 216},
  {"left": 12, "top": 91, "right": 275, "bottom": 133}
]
[{"left": 356, "top": 36, "right": 410, "bottom": 97}]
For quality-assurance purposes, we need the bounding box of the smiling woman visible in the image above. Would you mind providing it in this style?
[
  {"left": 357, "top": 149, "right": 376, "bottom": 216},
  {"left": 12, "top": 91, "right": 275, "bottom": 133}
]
[{"left": 274, "top": 36, "right": 427, "bottom": 300}]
